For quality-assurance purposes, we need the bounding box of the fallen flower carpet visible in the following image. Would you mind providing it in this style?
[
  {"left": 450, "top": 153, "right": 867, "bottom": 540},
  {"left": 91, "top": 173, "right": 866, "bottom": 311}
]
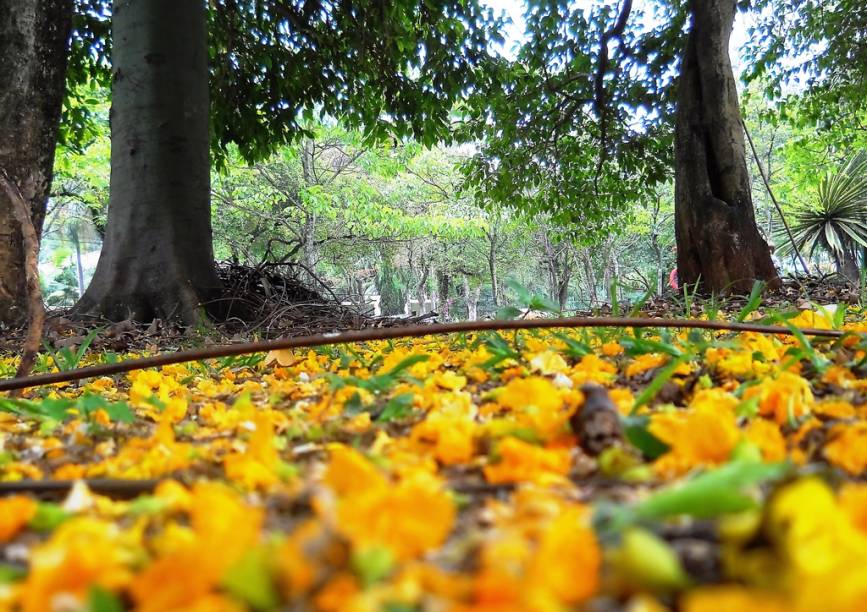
[{"left": 2, "top": 307, "right": 867, "bottom": 610}]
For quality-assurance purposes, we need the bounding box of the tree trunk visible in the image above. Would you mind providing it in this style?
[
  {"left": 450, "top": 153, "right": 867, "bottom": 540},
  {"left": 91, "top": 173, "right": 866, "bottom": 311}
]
[
  {"left": 0, "top": 0, "right": 73, "bottom": 325},
  {"left": 602, "top": 240, "right": 615, "bottom": 304},
  {"left": 580, "top": 248, "right": 598, "bottom": 307},
  {"left": 436, "top": 270, "right": 450, "bottom": 319},
  {"left": 650, "top": 233, "right": 664, "bottom": 296},
  {"left": 487, "top": 230, "right": 499, "bottom": 307},
  {"left": 607, "top": 249, "right": 620, "bottom": 305},
  {"left": 377, "top": 254, "right": 404, "bottom": 316},
  {"left": 75, "top": 0, "right": 220, "bottom": 323},
  {"left": 462, "top": 275, "right": 480, "bottom": 321},
  {"left": 840, "top": 246, "right": 859, "bottom": 283},
  {"left": 300, "top": 138, "right": 317, "bottom": 284},
  {"left": 71, "top": 225, "right": 85, "bottom": 296},
  {"left": 674, "top": 0, "right": 779, "bottom": 294},
  {"left": 558, "top": 248, "right": 571, "bottom": 311}
]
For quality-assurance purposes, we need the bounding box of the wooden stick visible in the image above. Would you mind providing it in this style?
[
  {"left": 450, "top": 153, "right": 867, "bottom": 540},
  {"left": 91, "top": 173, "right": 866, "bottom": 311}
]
[
  {"left": 0, "top": 316, "right": 846, "bottom": 392},
  {"left": 0, "top": 478, "right": 159, "bottom": 498}
]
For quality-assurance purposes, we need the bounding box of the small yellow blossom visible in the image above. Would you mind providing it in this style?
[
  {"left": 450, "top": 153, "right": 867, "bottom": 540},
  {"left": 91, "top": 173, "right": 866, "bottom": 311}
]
[
  {"left": 0, "top": 496, "right": 36, "bottom": 542},
  {"left": 650, "top": 397, "right": 740, "bottom": 476},
  {"left": 824, "top": 422, "right": 867, "bottom": 475},
  {"left": 742, "top": 372, "right": 813, "bottom": 424},
  {"left": 22, "top": 518, "right": 133, "bottom": 612},
  {"left": 681, "top": 586, "right": 789, "bottom": 612},
  {"left": 484, "top": 437, "right": 571, "bottom": 485},
  {"left": 529, "top": 351, "right": 569, "bottom": 375},
  {"left": 626, "top": 353, "right": 668, "bottom": 378},
  {"left": 602, "top": 341, "right": 623, "bottom": 357}
]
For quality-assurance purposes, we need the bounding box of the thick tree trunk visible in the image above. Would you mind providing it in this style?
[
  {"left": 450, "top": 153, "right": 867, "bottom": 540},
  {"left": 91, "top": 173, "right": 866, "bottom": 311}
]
[
  {"left": 0, "top": 0, "right": 73, "bottom": 325},
  {"left": 674, "top": 0, "right": 779, "bottom": 294},
  {"left": 75, "top": 0, "right": 220, "bottom": 323}
]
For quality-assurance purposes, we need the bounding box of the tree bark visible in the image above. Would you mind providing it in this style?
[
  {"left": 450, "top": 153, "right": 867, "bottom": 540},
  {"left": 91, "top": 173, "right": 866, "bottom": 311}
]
[
  {"left": 839, "top": 247, "right": 859, "bottom": 283},
  {"left": 557, "top": 249, "right": 571, "bottom": 311},
  {"left": 486, "top": 227, "right": 499, "bottom": 307},
  {"left": 75, "top": 0, "right": 221, "bottom": 323},
  {"left": 462, "top": 275, "right": 481, "bottom": 321},
  {"left": 300, "top": 138, "right": 318, "bottom": 285},
  {"left": 580, "top": 248, "right": 598, "bottom": 307},
  {"left": 436, "top": 270, "right": 450, "bottom": 319},
  {"left": 0, "top": 0, "right": 73, "bottom": 325},
  {"left": 674, "top": 0, "right": 779, "bottom": 294}
]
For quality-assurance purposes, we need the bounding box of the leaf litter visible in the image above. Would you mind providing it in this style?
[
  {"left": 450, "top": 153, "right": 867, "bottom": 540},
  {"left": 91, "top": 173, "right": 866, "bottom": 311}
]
[{"left": 2, "top": 305, "right": 867, "bottom": 609}]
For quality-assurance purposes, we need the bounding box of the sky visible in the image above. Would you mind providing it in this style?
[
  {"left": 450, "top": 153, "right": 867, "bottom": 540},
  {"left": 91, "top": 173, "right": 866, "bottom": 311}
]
[{"left": 481, "top": 0, "right": 756, "bottom": 77}]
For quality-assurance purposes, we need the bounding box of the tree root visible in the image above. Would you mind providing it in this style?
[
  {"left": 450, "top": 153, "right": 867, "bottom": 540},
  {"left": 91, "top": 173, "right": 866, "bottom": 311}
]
[{"left": 0, "top": 169, "right": 45, "bottom": 394}]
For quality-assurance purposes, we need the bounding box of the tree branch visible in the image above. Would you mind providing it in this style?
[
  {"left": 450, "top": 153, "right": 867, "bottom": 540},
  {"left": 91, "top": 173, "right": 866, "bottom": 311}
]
[{"left": 592, "top": 0, "right": 633, "bottom": 194}]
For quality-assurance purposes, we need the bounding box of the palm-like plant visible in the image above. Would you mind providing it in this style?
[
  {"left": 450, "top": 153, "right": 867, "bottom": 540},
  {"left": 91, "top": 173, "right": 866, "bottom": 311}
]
[{"left": 777, "top": 151, "right": 867, "bottom": 280}]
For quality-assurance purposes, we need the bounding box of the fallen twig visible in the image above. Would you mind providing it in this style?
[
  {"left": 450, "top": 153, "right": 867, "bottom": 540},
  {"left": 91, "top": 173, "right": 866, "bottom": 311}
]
[
  {"left": 0, "top": 478, "right": 159, "bottom": 499},
  {"left": 0, "top": 316, "right": 847, "bottom": 392}
]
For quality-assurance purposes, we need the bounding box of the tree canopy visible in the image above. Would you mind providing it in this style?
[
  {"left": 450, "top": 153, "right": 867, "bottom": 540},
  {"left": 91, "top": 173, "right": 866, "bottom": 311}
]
[
  {"left": 746, "top": 0, "right": 867, "bottom": 147},
  {"left": 460, "top": 1, "right": 685, "bottom": 241},
  {"left": 65, "top": 0, "right": 503, "bottom": 161}
]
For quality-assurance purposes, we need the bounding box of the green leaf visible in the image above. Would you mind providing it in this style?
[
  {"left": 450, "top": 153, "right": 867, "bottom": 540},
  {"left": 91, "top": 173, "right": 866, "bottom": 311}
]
[
  {"left": 495, "top": 306, "right": 522, "bottom": 320},
  {"left": 222, "top": 548, "right": 280, "bottom": 610},
  {"left": 0, "top": 564, "right": 25, "bottom": 585},
  {"left": 628, "top": 290, "right": 653, "bottom": 317},
  {"left": 631, "top": 356, "right": 689, "bottom": 412},
  {"left": 29, "top": 503, "right": 70, "bottom": 532},
  {"left": 620, "top": 337, "right": 682, "bottom": 357},
  {"left": 128, "top": 495, "right": 170, "bottom": 517},
  {"left": 622, "top": 415, "right": 670, "bottom": 460},
  {"left": 377, "top": 393, "right": 415, "bottom": 422},
  {"left": 552, "top": 332, "right": 591, "bottom": 358},
  {"left": 634, "top": 461, "right": 790, "bottom": 521},
  {"left": 505, "top": 278, "right": 532, "bottom": 305},
  {"left": 87, "top": 586, "right": 125, "bottom": 612},
  {"left": 736, "top": 280, "right": 765, "bottom": 322},
  {"left": 78, "top": 394, "right": 135, "bottom": 424},
  {"left": 384, "top": 354, "right": 429, "bottom": 376},
  {"left": 351, "top": 546, "right": 395, "bottom": 587},
  {"left": 0, "top": 398, "right": 74, "bottom": 421},
  {"left": 735, "top": 396, "right": 760, "bottom": 419},
  {"left": 101, "top": 401, "right": 134, "bottom": 423},
  {"left": 528, "top": 295, "right": 560, "bottom": 313},
  {"left": 343, "top": 392, "right": 365, "bottom": 415}
]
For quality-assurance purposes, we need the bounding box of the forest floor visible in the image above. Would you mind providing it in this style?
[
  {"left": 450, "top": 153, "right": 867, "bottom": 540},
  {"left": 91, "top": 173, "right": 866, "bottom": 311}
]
[{"left": 2, "top": 280, "right": 867, "bottom": 610}]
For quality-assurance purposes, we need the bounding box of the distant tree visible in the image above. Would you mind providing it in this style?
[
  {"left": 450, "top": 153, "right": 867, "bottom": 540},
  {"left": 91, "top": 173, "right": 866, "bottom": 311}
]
[
  {"left": 466, "top": 0, "right": 781, "bottom": 293},
  {"left": 0, "top": 0, "right": 74, "bottom": 325},
  {"left": 746, "top": 0, "right": 867, "bottom": 151}
]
